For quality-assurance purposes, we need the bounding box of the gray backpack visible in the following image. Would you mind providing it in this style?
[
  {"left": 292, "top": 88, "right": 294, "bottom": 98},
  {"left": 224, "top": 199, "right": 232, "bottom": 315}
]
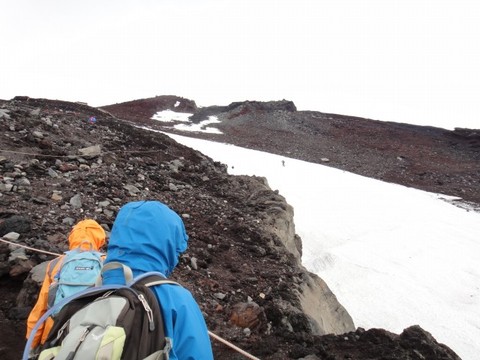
[{"left": 25, "top": 262, "right": 178, "bottom": 360}]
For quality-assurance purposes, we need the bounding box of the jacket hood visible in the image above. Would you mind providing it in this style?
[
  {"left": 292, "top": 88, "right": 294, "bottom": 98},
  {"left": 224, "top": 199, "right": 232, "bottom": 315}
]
[
  {"left": 68, "top": 219, "right": 106, "bottom": 250},
  {"left": 104, "top": 201, "right": 188, "bottom": 277}
]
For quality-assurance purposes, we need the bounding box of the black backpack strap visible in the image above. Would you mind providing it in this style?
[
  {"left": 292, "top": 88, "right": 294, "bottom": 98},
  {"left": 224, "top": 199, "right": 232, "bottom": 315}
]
[
  {"left": 143, "top": 278, "right": 179, "bottom": 287},
  {"left": 130, "top": 274, "right": 179, "bottom": 360}
]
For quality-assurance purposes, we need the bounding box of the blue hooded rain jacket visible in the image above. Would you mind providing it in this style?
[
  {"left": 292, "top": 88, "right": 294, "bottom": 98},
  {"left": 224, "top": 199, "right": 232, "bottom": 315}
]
[{"left": 102, "top": 200, "right": 214, "bottom": 360}]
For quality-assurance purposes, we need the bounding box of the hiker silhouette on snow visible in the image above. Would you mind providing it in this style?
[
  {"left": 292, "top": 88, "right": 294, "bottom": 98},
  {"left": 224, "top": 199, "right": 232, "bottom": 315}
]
[{"left": 25, "top": 219, "right": 106, "bottom": 350}]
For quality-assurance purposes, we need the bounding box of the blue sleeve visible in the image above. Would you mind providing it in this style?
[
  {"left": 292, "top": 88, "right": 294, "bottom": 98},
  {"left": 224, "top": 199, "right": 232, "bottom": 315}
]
[{"left": 154, "top": 284, "right": 214, "bottom": 360}]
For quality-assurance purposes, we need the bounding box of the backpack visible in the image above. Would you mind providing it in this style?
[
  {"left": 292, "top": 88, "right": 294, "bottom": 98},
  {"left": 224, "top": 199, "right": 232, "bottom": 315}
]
[
  {"left": 24, "top": 262, "right": 178, "bottom": 360},
  {"left": 47, "top": 245, "right": 104, "bottom": 315}
]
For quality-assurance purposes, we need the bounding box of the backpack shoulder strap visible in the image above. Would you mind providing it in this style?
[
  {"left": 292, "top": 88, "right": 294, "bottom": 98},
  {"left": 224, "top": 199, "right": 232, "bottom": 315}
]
[
  {"left": 134, "top": 272, "right": 179, "bottom": 288},
  {"left": 47, "top": 254, "right": 65, "bottom": 279}
]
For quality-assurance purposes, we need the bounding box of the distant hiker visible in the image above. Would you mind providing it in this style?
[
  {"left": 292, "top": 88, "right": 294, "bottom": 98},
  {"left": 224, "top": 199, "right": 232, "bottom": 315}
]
[
  {"left": 25, "top": 219, "right": 106, "bottom": 350},
  {"left": 282, "top": 160, "right": 285, "bottom": 167},
  {"left": 88, "top": 116, "right": 97, "bottom": 124},
  {"left": 101, "top": 200, "right": 214, "bottom": 359}
]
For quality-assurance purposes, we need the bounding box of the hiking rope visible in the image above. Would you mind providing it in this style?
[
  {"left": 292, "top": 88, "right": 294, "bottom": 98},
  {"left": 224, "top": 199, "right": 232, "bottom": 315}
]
[
  {"left": 0, "top": 237, "right": 61, "bottom": 256},
  {"left": 0, "top": 148, "right": 169, "bottom": 158},
  {"left": 1, "top": 236, "right": 262, "bottom": 360},
  {"left": 209, "top": 331, "right": 261, "bottom": 360}
]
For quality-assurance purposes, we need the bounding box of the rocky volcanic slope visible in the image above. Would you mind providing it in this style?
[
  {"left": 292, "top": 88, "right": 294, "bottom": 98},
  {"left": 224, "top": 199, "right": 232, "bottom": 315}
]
[{"left": 0, "top": 96, "right": 464, "bottom": 359}]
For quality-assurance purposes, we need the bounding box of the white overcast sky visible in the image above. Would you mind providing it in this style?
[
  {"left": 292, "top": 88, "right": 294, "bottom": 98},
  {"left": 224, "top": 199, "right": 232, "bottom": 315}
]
[{"left": 1, "top": 0, "right": 479, "bottom": 130}]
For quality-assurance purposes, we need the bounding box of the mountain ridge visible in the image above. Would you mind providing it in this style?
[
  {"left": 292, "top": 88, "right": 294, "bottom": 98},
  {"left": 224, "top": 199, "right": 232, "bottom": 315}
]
[{"left": 102, "top": 95, "right": 480, "bottom": 208}]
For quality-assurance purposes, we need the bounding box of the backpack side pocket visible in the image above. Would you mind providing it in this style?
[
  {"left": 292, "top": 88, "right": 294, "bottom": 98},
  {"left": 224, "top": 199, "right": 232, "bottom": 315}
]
[{"left": 96, "top": 326, "right": 126, "bottom": 360}]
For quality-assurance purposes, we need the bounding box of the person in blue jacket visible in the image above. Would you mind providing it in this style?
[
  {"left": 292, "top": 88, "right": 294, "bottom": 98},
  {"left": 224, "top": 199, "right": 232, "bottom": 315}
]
[{"left": 102, "top": 200, "right": 214, "bottom": 360}]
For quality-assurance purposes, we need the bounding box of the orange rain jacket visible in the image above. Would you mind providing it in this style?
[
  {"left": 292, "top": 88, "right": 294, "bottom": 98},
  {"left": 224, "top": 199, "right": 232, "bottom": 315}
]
[{"left": 25, "top": 219, "right": 106, "bottom": 349}]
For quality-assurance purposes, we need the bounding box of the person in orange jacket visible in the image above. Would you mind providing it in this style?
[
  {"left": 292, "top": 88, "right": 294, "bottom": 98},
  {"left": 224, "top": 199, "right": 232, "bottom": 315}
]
[{"left": 25, "top": 219, "right": 106, "bottom": 350}]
